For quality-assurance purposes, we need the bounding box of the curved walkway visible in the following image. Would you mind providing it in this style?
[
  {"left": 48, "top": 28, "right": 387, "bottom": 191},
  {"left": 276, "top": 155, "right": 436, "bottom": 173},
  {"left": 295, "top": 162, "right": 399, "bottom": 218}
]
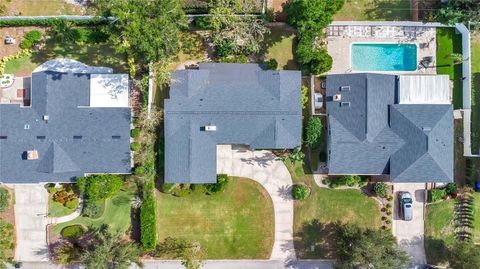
[
  {"left": 48, "top": 196, "right": 84, "bottom": 224},
  {"left": 217, "top": 145, "right": 296, "bottom": 261}
]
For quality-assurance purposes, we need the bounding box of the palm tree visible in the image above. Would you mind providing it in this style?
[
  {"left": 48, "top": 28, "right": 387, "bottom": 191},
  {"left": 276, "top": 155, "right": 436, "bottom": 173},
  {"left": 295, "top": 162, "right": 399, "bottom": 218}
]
[
  {"left": 447, "top": 53, "right": 469, "bottom": 65},
  {"left": 79, "top": 226, "right": 143, "bottom": 269}
]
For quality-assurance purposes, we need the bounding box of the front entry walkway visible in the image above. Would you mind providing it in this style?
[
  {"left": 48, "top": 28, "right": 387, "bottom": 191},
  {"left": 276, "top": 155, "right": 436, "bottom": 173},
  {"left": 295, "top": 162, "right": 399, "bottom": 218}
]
[
  {"left": 217, "top": 145, "right": 295, "bottom": 261},
  {"left": 14, "top": 184, "right": 49, "bottom": 262}
]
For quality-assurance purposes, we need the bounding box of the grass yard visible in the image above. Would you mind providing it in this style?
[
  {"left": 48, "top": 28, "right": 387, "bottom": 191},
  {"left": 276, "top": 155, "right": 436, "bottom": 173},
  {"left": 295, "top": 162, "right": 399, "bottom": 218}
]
[
  {"left": 5, "top": 40, "right": 127, "bottom": 76},
  {"left": 424, "top": 199, "right": 456, "bottom": 265},
  {"left": 334, "top": 0, "right": 411, "bottom": 21},
  {"left": 436, "top": 27, "right": 463, "bottom": 110},
  {"left": 264, "top": 25, "right": 298, "bottom": 70},
  {"left": 156, "top": 177, "right": 274, "bottom": 259},
  {"left": 52, "top": 187, "right": 134, "bottom": 235},
  {"left": 48, "top": 200, "right": 76, "bottom": 218},
  {"left": 5, "top": 0, "right": 85, "bottom": 16},
  {"left": 284, "top": 160, "right": 382, "bottom": 259},
  {"left": 471, "top": 32, "right": 480, "bottom": 153}
]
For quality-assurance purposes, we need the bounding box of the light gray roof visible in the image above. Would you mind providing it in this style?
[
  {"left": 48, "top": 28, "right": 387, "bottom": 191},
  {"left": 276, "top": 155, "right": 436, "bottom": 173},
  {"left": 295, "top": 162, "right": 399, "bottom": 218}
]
[
  {"left": 164, "top": 63, "right": 302, "bottom": 183},
  {"left": 327, "top": 73, "right": 453, "bottom": 183},
  {"left": 0, "top": 67, "right": 131, "bottom": 183}
]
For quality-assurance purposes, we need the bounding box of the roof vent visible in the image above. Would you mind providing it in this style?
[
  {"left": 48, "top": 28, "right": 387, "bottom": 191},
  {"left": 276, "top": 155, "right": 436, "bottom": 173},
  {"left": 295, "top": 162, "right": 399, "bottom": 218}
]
[
  {"left": 422, "top": 127, "right": 431, "bottom": 132},
  {"left": 24, "top": 124, "right": 30, "bottom": 130},
  {"left": 204, "top": 125, "right": 217, "bottom": 132},
  {"left": 43, "top": 115, "right": 49, "bottom": 121},
  {"left": 340, "top": 102, "right": 350, "bottom": 107},
  {"left": 36, "top": 136, "right": 46, "bottom": 140},
  {"left": 73, "top": 136, "right": 82, "bottom": 139},
  {"left": 27, "top": 150, "right": 39, "bottom": 160},
  {"left": 0, "top": 136, "right": 6, "bottom": 139},
  {"left": 333, "top": 94, "right": 342, "bottom": 101},
  {"left": 112, "top": 135, "right": 121, "bottom": 139},
  {"left": 340, "top": 86, "right": 350, "bottom": 91}
]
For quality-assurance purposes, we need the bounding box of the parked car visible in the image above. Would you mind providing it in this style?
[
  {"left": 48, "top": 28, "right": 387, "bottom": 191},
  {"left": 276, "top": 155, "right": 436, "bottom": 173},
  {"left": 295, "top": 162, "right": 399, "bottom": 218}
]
[
  {"left": 314, "top": 93, "right": 323, "bottom": 109},
  {"left": 399, "top": 192, "right": 413, "bottom": 221}
]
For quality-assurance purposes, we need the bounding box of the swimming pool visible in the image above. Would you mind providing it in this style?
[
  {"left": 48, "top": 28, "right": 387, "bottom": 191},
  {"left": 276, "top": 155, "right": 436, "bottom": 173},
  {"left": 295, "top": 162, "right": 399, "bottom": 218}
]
[{"left": 351, "top": 43, "right": 417, "bottom": 71}]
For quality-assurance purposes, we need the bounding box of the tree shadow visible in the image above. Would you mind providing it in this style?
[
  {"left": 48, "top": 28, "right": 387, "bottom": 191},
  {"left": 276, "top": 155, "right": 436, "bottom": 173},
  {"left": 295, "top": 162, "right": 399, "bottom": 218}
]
[
  {"left": 364, "top": 0, "right": 411, "bottom": 21},
  {"left": 294, "top": 219, "right": 341, "bottom": 259},
  {"left": 471, "top": 73, "right": 480, "bottom": 153},
  {"left": 424, "top": 236, "right": 450, "bottom": 265}
]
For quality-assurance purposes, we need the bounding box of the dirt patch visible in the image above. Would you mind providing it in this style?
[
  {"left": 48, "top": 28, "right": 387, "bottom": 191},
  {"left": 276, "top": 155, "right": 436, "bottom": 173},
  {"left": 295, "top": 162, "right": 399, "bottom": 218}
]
[
  {"left": 0, "top": 186, "right": 16, "bottom": 259},
  {"left": 0, "top": 26, "right": 48, "bottom": 58}
]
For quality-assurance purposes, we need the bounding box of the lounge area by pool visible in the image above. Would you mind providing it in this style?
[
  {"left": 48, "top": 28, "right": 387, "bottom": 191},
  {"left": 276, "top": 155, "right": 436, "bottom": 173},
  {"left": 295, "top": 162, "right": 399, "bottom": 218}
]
[{"left": 351, "top": 43, "right": 417, "bottom": 72}]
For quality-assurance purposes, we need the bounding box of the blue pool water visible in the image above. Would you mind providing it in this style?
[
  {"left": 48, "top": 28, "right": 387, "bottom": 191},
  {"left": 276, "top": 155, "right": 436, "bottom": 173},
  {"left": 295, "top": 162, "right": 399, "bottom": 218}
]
[{"left": 351, "top": 43, "right": 417, "bottom": 71}]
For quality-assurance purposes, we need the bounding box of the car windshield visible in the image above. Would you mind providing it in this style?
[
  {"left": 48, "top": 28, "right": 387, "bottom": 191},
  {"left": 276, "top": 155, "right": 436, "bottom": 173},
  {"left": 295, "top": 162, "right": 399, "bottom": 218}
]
[
  {"left": 405, "top": 204, "right": 412, "bottom": 208},
  {"left": 403, "top": 198, "right": 413, "bottom": 203}
]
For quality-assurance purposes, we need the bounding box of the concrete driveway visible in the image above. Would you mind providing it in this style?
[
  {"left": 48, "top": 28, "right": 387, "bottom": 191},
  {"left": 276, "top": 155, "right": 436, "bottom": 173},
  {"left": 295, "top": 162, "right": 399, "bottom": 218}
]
[
  {"left": 392, "top": 183, "right": 427, "bottom": 268},
  {"left": 14, "top": 184, "right": 49, "bottom": 262},
  {"left": 217, "top": 145, "right": 295, "bottom": 261}
]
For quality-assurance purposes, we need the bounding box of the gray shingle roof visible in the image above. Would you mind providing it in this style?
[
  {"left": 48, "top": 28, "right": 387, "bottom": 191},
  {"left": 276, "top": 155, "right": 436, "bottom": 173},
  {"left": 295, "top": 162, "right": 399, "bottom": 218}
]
[
  {"left": 164, "top": 63, "right": 302, "bottom": 183},
  {"left": 0, "top": 66, "right": 131, "bottom": 183},
  {"left": 327, "top": 73, "right": 453, "bottom": 183}
]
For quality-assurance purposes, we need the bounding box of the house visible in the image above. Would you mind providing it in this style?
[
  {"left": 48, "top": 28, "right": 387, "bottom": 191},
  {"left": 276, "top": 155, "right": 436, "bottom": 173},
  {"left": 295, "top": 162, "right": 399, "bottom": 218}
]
[
  {"left": 164, "top": 63, "right": 302, "bottom": 183},
  {"left": 326, "top": 73, "right": 453, "bottom": 182},
  {"left": 0, "top": 59, "right": 132, "bottom": 183}
]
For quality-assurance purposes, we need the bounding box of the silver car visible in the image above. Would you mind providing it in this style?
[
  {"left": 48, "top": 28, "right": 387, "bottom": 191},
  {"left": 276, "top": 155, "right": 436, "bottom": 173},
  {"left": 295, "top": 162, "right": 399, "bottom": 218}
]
[{"left": 399, "top": 192, "right": 413, "bottom": 221}]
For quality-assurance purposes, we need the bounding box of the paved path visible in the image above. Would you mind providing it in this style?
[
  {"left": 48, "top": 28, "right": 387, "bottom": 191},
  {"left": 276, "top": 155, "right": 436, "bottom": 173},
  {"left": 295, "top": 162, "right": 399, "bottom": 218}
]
[
  {"left": 392, "top": 183, "right": 427, "bottom": 268},
  {"left": 14, "top": 184, "right": 49, "bottom": 262},
  {"left": 217, "top": 145, "right": 296, "bottom": 261}
]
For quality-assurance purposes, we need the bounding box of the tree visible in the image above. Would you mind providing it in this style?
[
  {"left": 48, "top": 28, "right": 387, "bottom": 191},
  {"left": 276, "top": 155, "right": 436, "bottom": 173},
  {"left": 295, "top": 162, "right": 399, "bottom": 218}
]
[
  {"left": 79, "top": 226, "right": 143, "bottom": 269},
  {"left": 373, "top": 182, "right": 389, "bottom": 198},
  {"left": 209, "top": 0, "right": 269, "bottom": 57},
  {"left": 448, "top": 241, "right": 480, "bottom": 269},
  {"left": 155, "top": 237, "right": 204, "bottom": 269},
  {"left": 285, "top": 0, "right": 344, "bottom": 34},
  {"left": 448, "top": 53, "right": 468, "bottom": 65},
  {"left": 296, "top": 34, "right": 332, "bottom": 75},
  {"left": 436, "top": 0, "right": 480, "bottom": 25},
  {"left": 91, "top": 0, "right": 187, "bottom": 64},
  {"left": 305, "top": 116, "right": 322, "bottom": 149},
  {"left": 334, "top": 224, "right": 409, "bottom": 269}
]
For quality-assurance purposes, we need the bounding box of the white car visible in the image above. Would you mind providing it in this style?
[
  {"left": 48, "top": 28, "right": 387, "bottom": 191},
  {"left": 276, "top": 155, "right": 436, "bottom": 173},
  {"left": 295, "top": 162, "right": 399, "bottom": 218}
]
[{"left": 399, "top": 192, "right": 413, "bottom": 221}]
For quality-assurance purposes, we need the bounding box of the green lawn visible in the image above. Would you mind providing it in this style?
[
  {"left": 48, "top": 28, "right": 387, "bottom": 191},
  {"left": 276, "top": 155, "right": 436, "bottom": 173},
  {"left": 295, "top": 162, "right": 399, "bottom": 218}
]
[
  {"left": 334, "top": 0, "right": 411, "bottom": 21},
  {"left": 264, "top": 25, "right": 298, "bottom": 70},
  {"left": 285, "top": 160, "right": 382, "bottom": 259},
  {"left": 425, "top": 199, "right": 456, "bottom": 265},
  {"left": 5, "top": 0, "right": 84, "bottom": 16},
  {"left": 48, "top": 200, "right": 76, "bottom": 218},
  {"left": 5, "top": 39, "right": 127, "bottom": 76},
  {"left": 436, "top": 27, "right": 463, "bottom": 109},
  {"left": 52, "top": 187, "right": 134, "bottom": 235},
  {"left": 156, "top": 177, "right": 274, "bottom": 259},
  {"left": 470, "top": 32, "right": 480, "bottom": 153}
]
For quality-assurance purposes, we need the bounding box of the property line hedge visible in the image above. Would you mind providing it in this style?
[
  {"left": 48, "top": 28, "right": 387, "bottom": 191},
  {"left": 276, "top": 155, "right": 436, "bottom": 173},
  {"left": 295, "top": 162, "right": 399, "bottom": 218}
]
[
  {"left": 140, "top": 180, "right": 157, "bottom": 251},
  {"left": 0, "top": 17, "right": 109, "bottom": 27}
]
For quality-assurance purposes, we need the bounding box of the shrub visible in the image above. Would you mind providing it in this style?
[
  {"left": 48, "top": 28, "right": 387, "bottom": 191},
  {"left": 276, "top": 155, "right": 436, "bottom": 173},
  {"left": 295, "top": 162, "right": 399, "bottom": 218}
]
[
  {"left": 0, "top": 187, "right": 9, "bottom": 212},
  {"left": 65, "top": 198, "right": 79, "bottom": 210},
  {"left": 191, "top": 184, "right": 207, "bottom": 195},
  {"left": 53, "top": 190, "right": 77, "bottom": 205},
  {"left": 140, "top": 185, "right": 157, "bottom": 251},
  {"left": 131, "top": 142, "right": 141, "bottom": 151},
  {"left": 386, "top": 195, "right": 394, "bottom": 201},
  {"left": 19, "top": 39, "right": 33, "bottom": 49},
  {"left": 386, "top": 209, "right": 392, "bottom": 215},
  {"left": 296, "top": 34, "right": 333, "bottom": 75},
  {"left": 323, "top": 178, "right": 331, "bottom": 186},
  {"left": 262, "top": 8, "right": 275, "bottom": 22},
  {"left": 70, "top": 28, "right": 90, "bottom": 44},
  {"left": 215, "top": 38, "right": 236, "bottom": 58},
  {"left": 161, "top": 183, "right": 177, "bottom": 194},
  {"left": 218, "top": 54, "right": 249, "bottom": 63},
  {"left": 130, "top": 128, "right": 140, "bottom": 138},
  {"left": 25, "top": 30, "right": 42, "bottom": 42},
  {"left": 374, "top": 182, "right": 389, "bottom": 198},
  {"left": 305, "top": 116, "right": 322, "bottom": 149},
  {"left": 385, "top": 219, "right": 392, "bottom": 224},
  {"left": 172, "top": 187, "right": 191, "bottom": 197},
  {"left": 205, "top": 174, "right": 229, "bottom": 195},
  {"left": 292, "top": 184, "right": 309, "bottom": 200},
  {"left": 82, "top": 201, "right": 103, "bottom": 218},
  {"left": 77, "top": 174, "right": 123, "bottom": 201},
  {"left": 301, "top": 85, "right": 308, "bottom": 110},
  {"left": 265, "top": 59, "right": 278, "bottom": 70},
  {"left": 335, "top": 176, "right": 347, "bottom": 187},
  {"left": 446, "top": 183, "right": 457, "bottom": 195},
  {"left": 357, "top": 177, "right": 368, "bottom": 187},
  {"left": 194, "top": 16, "right": 212, "bottom": 29},
  {"left": 61, "top": 225, "right": 86, "bottom": 239},
  {"left": 386, "top": 203, "right": 392, "bottom": 209},
  {"left": 431, "top": 189, "right": 447, "bottom": 202},
  {"left": 0, "top": 18, "right": 108, "bottom": 27}
]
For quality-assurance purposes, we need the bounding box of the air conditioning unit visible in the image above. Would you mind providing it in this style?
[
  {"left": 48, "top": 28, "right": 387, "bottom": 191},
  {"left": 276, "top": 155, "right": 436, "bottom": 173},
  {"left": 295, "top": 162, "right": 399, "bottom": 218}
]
[
  {"left": 205, "top": 125, "right": 217, "bottom": 132},
  {"left": 333, "top": 94, "right": 342, "bottom": 101}
]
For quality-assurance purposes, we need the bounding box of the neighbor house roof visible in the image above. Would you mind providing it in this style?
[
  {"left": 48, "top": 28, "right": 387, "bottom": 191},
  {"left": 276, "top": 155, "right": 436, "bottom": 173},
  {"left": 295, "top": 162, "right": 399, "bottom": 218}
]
[
  {"left": 0, "top": 59, "right": 132, "bottom": 183},
  {"left": 164, "top": 63, "right": 302, "bottom": 184},
  {"left": 327, "top": 73, "right": 453, "bottom": 182}
]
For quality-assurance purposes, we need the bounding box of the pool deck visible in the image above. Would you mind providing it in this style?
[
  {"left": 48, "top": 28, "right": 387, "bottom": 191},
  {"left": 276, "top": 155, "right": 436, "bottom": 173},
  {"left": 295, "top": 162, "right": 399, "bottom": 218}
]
[{"left": 327, "top": 25, "right": 436, "bottom": 75}]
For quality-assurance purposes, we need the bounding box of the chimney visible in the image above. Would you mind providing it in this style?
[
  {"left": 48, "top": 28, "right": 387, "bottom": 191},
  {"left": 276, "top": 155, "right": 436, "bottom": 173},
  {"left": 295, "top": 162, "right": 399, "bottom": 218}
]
[
  {"left": 27, "top": 150, "right": 39, "bottom": 160},
  {"left": 333, "top": 94, "right": 342, "bottom": 101}
]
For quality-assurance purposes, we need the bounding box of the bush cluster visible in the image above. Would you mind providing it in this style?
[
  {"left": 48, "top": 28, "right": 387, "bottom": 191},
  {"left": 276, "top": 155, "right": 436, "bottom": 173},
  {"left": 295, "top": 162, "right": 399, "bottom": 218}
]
[
  {"left": 305, "top": 116, "right": 322, "bottom": 149},
  {"left": 140, "top": 180, "right": 157, "bottom": 251},
  {"left": 130, "top": 128, "right": 140, "bottom": 138},
  {"left": 82, "top": 201, "right": 103, "bottom": 218},
  {"left": 0, "top": 187, "right": 10, "bottom": 212},
  {"left": 330, "top": 175, "right": 366, "bottom": 188},
  {"left": 430, "top": 188, "right": 447, "bottom": 202},
  {"left": 77, "top": 174, "right": 123, "bottom": 201},
  {"left": 131, "top": 142, "right": 141, "bottom": 151},
  {"left": 0, "top": 17, "right": 108, "bottom": 27},
  {"left": 292, "top": 184, "right": 309, "bottom": 200},
  {"left": 20, "top": 30, "right": 42, "bottom": 49},
  {"left": 61, "top": 225, "right": 86, "bottom": 239},
  {"left": 373, "top": 182, "right": 389, "bottom": 198},
  {"left": 160, "top": 174, "right": 230, "bottom": 197},
  {"left": 264, "top": 59, "right": 278, "bottom": 70}
]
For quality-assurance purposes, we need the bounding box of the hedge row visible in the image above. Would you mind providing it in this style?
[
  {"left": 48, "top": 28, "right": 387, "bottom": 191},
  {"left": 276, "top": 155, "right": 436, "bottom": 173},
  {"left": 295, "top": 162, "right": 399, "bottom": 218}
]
[
  {"left": 0, "top": 17, "right": 109, "bottom": 27},
  {"left": 140, "top": 180, "right": 157, "bottom": 251}
]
